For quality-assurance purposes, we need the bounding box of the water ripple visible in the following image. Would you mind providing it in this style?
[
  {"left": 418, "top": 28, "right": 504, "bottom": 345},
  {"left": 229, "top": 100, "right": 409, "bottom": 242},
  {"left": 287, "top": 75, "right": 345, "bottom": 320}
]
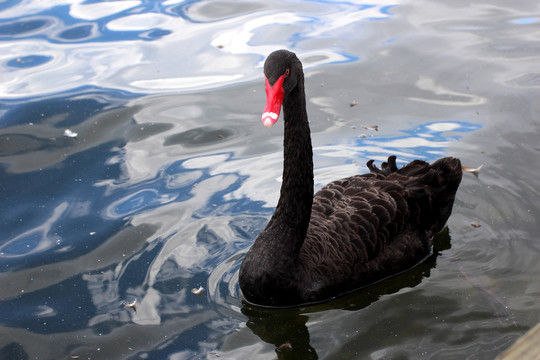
[
  {"left": 0, "top": 0, "right": 399, "bottom": 98},
  {"left": 2, "top": 0, "right": 540, "bottom": 359}
]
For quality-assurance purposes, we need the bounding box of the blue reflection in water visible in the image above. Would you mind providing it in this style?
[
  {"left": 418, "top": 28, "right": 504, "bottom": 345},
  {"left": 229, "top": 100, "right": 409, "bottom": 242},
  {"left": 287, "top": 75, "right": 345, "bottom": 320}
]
[
  {"left": 0, "top": 4, "right": 172, "bottom": 43},
  {"left": 6, "top": 54, "right": 53, "bottom": 68},
  {"left": 359, "top": 121, "right": 481, "bottom": 162},
  {"left": 0, "top": 140, "right": 126, "bottom": 269},
  {"left": 0, "top": 18, "right": 51, "bottom": 36},
  {"left": 1, "top": 0, "right": 400, "bottom": 97},
  {"left": 57, "top": 24, "right": 96, "bottom": 41},
  {"left": 510, "top": 17, "right": 539, "bottom": 24},
  {"left": 0, "top": 92, "right": 481, "bottom": 286},
  {"left": 0, "top": 91, "right": 139, "bottom": 271},
  {"left": 0, "top": 0, "right": 488, "bottom": 359},
  {"left": 0, "top": 86, "right": 138, "bottom": 126},
  {"left": 0, "top": 92, "right": 481, "bottom": 358},
  {"left": 0, "top": 276, "right": 95, "bottom": 334}
]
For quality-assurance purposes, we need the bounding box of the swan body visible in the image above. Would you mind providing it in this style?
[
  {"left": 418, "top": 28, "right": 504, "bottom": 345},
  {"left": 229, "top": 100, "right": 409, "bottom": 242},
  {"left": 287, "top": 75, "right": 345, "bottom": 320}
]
[{"left": 239, "top": 50, "right": 462, "bottom": 307}]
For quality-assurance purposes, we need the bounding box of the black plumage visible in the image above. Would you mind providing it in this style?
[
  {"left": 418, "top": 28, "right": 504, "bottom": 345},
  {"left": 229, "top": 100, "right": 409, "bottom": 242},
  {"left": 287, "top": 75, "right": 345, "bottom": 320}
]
[{"left": 239, "top": 50, "right": 462, "bottom": 307}]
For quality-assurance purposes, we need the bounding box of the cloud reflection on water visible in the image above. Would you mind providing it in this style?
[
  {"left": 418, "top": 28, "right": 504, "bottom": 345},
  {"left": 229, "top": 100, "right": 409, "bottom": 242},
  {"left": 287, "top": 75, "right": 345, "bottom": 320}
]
[
  {"left": 9, "top": 0, "right": 537, "bottom": 358},
  {"left": 0, "top": 86, "right": 477, "bottom": 345},
  {"left": 1, "top": 0, "right": 401, "bottom": 98}
]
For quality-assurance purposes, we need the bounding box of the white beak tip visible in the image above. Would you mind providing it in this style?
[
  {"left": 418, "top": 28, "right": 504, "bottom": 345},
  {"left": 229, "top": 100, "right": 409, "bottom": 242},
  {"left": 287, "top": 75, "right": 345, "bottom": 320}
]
[
  {"left": 263, "top": 118, "right": 274, "bottom": 128},
  {"left": 262, "top": 112, "right": 278, "bottom": 127}
]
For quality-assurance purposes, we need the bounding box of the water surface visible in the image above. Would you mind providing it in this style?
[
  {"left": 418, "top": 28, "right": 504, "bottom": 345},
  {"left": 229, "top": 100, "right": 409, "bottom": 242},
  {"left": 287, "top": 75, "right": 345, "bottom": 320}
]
[{"left": 1, "top": 1, "right": 540, "bottom": 359}]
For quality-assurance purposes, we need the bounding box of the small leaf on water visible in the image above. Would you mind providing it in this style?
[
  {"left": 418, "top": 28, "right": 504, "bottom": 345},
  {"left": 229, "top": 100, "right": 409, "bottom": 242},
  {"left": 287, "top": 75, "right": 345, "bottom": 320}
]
[
  {"left": 462, "top": 164, "right": 483, "bottom": 177},
  {"left": 191, "top": 286, "right": 204, "bottom": 296},
  {"left": 123, "top": 299, "right": 137, "bottom": 312},
  {"left": 362, "top": 125, "right": 378, "bottom": 131}
]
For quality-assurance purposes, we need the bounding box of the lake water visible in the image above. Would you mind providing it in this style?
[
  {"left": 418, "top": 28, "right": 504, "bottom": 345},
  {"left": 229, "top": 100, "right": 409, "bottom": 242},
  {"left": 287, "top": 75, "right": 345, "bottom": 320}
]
[{"left": 1, "top": 1, "right": 540, "bottom": 359}]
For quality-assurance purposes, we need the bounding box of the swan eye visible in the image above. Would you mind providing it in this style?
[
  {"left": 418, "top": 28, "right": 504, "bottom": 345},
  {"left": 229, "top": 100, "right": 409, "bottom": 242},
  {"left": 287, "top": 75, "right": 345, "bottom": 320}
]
[{"left": 284, "top": 69, "right": 290, "bottom": 77}]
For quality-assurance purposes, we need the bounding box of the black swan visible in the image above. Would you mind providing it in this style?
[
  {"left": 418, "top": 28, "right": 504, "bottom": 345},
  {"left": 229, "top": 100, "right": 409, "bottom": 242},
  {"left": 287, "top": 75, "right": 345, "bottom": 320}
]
[{"left": 239, "top": 50, "right": 462, "bottom": 307}]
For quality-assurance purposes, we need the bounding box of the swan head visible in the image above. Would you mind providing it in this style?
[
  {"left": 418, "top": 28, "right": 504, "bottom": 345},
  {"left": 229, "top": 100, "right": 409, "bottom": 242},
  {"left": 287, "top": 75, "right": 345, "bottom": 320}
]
[{"left": 261, "top": 50, "right": 302, "bottom": 127}]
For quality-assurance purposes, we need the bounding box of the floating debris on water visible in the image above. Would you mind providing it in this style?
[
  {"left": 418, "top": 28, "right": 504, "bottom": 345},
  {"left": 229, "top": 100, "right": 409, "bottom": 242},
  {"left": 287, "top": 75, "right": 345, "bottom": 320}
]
[
  {"left": 191, "top": 286, "right": 205, "bottom": 296},
  {"left": 123, "top": 299, "right": 137, "bottom": 312},
  {"left": 349, "top": 100, "right": 358, "bottom": 107},
  {"left": 462, "top": 164, "right": 483, "bottom": 177},
  {"left": 471, "top": 221, "right": 481, "bottom": 228},
  {"left": 362, "top": 125, "right": 379, "bottom": 131},
  {"left": 63, "top": 129, "right": 78, "bottom": 138}
]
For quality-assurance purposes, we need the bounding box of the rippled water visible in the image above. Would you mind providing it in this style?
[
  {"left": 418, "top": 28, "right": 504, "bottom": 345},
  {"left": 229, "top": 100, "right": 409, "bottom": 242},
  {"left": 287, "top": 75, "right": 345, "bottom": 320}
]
[{"left": 1, "top": 1, "right": 540, "bottom": 359}]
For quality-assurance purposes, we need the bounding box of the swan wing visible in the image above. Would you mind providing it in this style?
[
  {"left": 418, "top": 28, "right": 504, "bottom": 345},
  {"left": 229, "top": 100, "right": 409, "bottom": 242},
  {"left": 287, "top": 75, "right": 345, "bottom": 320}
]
[{"left": 299, "top": 157, "right": 461, "bottom": 298}]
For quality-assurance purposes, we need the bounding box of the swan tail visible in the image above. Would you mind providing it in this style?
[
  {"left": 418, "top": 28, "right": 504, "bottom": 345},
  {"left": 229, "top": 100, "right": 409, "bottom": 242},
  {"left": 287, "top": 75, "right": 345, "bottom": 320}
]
[
  {"left": 399, "top": 157, "right": 462, "bottom": 236},
  {"left": 367, "top": 155, "right": 398, "bottom": 176}
]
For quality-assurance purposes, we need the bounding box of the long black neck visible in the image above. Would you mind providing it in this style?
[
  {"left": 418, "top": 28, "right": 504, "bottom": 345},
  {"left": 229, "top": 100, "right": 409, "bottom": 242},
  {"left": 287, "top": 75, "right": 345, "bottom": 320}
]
[
  {"left": 239, "top": 56, "right": 314, "bottom": 305},
  {"left": 267, "top": 75, "right": 314, "bottom": 255}
]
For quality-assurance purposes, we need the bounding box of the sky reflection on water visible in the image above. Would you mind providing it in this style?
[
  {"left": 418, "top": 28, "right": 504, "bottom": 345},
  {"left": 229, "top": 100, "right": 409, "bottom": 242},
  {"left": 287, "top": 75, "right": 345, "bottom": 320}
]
[
  {"left": 1, "top": 0, "right": 400, "bottom": 97},
  {"left": 0, "top": 86, "right": 477, "bottom": 359},
  {"left": 2, "top": 0, "right": 540, "bottom": 359}
]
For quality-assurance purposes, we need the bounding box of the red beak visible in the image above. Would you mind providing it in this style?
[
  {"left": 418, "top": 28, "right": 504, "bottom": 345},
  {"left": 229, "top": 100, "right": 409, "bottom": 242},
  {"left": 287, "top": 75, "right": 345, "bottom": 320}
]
[{"left": 262, "top": 75, "right": 286, "bottom": 127}]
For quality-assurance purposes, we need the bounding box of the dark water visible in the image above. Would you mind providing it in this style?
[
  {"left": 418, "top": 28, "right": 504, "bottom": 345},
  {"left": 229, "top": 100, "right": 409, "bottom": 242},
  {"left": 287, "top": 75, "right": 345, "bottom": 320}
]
[{"left": 1, "top": 1, "right": 540, "bottom": 359}]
